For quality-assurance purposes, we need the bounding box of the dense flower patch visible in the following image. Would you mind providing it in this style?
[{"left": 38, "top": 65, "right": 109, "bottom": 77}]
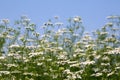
[{"left": 0, "top": 15, "right": 120, "bottom": 80}]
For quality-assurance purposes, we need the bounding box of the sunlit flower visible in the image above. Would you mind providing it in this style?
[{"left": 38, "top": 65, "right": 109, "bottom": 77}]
[
  {"left": 106, "top": 15, "right": 119, "bottom": 19},
  {"left": 91, "top": 72, "right": 102, "bottom": 77},
  {"left": 29, "top": 52, "right": 43, "bottom": 57},
  {"left": 100, "top": 32, "right": 108, "bottom": 35},
  {"left": 102, "top": 56, "right": 110, "bottom": 61},
  {"left": 73, "top": 16, "right": 81, "bottom": 22},
  {"left": 37, "top": 63, "right": 43, "bottom": 66},
  {"left": 1, "top": 19, "right": 9, "bottom": 24},
  {"left": 0, "top": 71, "right": 10, "bottom": 75},
  {"left": 107, "top": 71, "right": 114, "bottom": 77},
  {"left": 7, "top": 64, "right": 18, "bottom": 68},
  {"left": 81, "top": 60, "right": 95, "bottom": 65},
  {"left": 101, "top": 63, "right": 110, "bottom": 66},
  {"left": 9, "top": 44, "right": 20, "bottom": 49},
  {"left": 11, "top": 71, "right": 21, "bottom": 74},
  {"left": 74, "top": 49, "right": 84, "bottom": 53},
  {"left": 106, "top": 22, "right": 113, "bottom": 26},
  {"left": 0, "top": 56, "right": 5, "bottom": 60},
  {"left": 55, "top": 22, "right": 63, "bottom": 26},
  {"left": 70, "top": 63, "right": 80, "bottom": 67}
]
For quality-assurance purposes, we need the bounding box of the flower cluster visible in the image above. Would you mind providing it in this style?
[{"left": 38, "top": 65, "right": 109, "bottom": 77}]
[{"left": 0, "top": 15, "right": 120, "bottom": 80}]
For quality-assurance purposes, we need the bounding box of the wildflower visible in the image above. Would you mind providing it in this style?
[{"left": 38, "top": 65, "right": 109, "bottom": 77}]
[
  {"left": 106, "top": 15, "right": 119, "bottom": 19},
  {"left": 55, "top": 22, "right": 63, "bottom": 26},
  {"left": 107, "top": 71, "right": 114, "bottom": 77},
  {"left": 92, "top": 68, "right": 100, "bottom": 72},
  {"left": 81, "top": 60, "right": 95, "bottom": 65},
  {"left": 102, "top": 69, "right": 108, "bottom": 73},
  {"left": 0, "top": 56, "right": 5, "bottom": 60},
  {"left": 102, "top": 56, "right": 110, "bottom": 61},
  {"left": 111, "top": 28, "right": 119, "bottom": 31},
  {"left": 1, "top": 19, "right": 9, "bottom": 24},
  {"left": 7, "top": 64, "right": 18, "bottom": 68},
  {"left": 37, "top": 63, "right": 43, "bottom": 66},
  {"left": 26, "top": 45, "right": 37, "bottom": 49},
  {"left": 6, "top": 35, "right": 14, "bottom": 39},
  {"left": 70, "top": 63, "right": 80, "bottom": 68},
  {"left": 29, "top": 52, "right": 43, "bottom": 57},
  {"left": 108, "top": 48, "right": 120, "bottom": 55},
  {"left": 0, "top": 71, "right": 10, "bottom": 75},
  {"left": 23, "top": 19, "right": 31, "bottom": 23},
  {"left": 23, "top": 72, "right": 36, "bottom": 76},
  {"left": 73, "top": 33, "right": 79, "bottom": 37},
  {"left": 64, "top": 69, "right": 71, "bottom": 74},
  {"left": 54, "top": 16, "right": 59, "bottom": 19},
  {"left": 106, "top": 22, "right": 113, "bottom": 26},
  {"left": 43, "top": 72, "right": 49, "bottom": 76},
  {"left": 57, "top": 47, "right": 63, "bottom": 50},
  {"left": 101, "top": 63, "right": 110, "bottom": 66},
  {"left": 9, "top": 44, "right": 20, "bottom": 49},
  {"left": 11, "top": 71, "right": 21, "bottom": 74},
  {"left": 100, "top": 32, "right": 108, "bottom": 35},
  {"left": 58, "top": 54, "right": 67, "bottom": 60},
  {"left": 74, "top": 49, "right": 84, "bottom": 53},
  {"left": 115, "top": 67, "right": 120, "bottom": 70},
  {"left": 73, "top": 16, "right": 81, "bottom": 22},
  {"left": 91, "top": 72, "right": 102, "bottom": 77}
]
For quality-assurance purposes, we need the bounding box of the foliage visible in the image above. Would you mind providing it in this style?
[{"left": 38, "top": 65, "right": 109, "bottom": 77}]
[{"left": 0, "top": 15, "right": 120, "bottom": 80}]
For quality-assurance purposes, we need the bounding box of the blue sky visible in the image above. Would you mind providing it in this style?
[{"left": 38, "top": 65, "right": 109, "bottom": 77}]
[{"left": 0, "top": 0, "right": 120, "bottom": 32}]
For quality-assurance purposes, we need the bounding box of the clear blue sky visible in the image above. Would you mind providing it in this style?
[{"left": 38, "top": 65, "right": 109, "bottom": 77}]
[{"left": 0, "top": 0, "right": 120, "bottom": 32}]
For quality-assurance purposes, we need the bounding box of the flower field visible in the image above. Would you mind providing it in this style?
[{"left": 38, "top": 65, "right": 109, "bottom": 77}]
[{"left": 0, "top": 15, "right": 120, "bottom": 80}]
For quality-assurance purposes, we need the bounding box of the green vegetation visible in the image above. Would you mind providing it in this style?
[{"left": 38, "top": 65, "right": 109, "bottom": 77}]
[{"left": 0, "top": 15, "right": 120, "bottom": 80}]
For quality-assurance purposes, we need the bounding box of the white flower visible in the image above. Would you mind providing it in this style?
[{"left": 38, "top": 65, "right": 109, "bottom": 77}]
[
  {"left": 81, "top": 60, "right": 95, "bottom": 65},
  {"left": 29, "top": 52, "right": 43, "bottom": 57},
  {"left": 0, "top": 71, "right": 10, "bottom": 75},
  {"left": 100, "top": 32, "right": 108, "bottom": 35},
  {"left": 70, "top": 63, "right": 80, "bottom": 67},
  {"left": 54, "top": 16, "right": 59, "bottom": 19},
  {"left": 37, "top": 63, "right": 43, "bottom": 66},
  {"left": 107, "top": 71, "right": 114, "bottom": 77},
  {"left": 23, "top": 72, "right": 36, "bottom": 76},
  {"left": 0, "top": 56, "right": 5, "bottom": 60},
  {"left": 115, "top": 67, "right": 120, "bottom": 70},
  {"left": 73, "top": 34, "right": 79, "bottom": 37},
  {"left": 102, "top": 56, "right": 110, "bottom": 61},
  {"left": 64, "top": 69, "right": 71, "bottom": 74},
  {"left": 57, "top": 47, "right": 63, "bottom": 50},
  {"left": 1, "top": 19, "right": 9, "bottom": 24},
  {"left": 108, "top": 48, "right": 120, "bottom": 55},
  {"left": 102, "top": 69, "right": 108, "bottom": 73},
  {"left": 55, "top": 22, "right": 63, "bottom": 26},
  {"left": 101, "top": 63, "right": 110, "bottom": 66},
  {"left": 9, "top": 44, "right": 20, "bottom": 49},
  {"left": 7, "top": 64, "right": 18, "bottom": 68},
  {"left": 74, "top": 49, "right": 84, "bottom": 53},
  {"left": 106, "top": 15, "right": 119, "bottom": 19},
  {"left": 91, "top": 72, "right": 102, "bottom": 77},
  {"left": 58, "top": 54, "right": 67, "bottom": 60},
  {"left": 106, "top": 22, "right": 113, "bottom": 26},
  {"left": 68, "top": 61, "right": 78, "bottom": 64},
  {"left": 23, "top": 19, "right": 31, "bottom": 22},
  {"left": 26, "top": 45, "right": 37, "bottom": 49},
  {"left": 6, "top": 35, "right": 14, "bottom": 39},
  {"left": 11, "top": 71, "right": 21, "bottom": 74},
  {"left": 73, "top": 16, "right": 81, "bottom": 22},
  {"left": 92, "top": 68, "right": 100, "bottom": 72}
]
